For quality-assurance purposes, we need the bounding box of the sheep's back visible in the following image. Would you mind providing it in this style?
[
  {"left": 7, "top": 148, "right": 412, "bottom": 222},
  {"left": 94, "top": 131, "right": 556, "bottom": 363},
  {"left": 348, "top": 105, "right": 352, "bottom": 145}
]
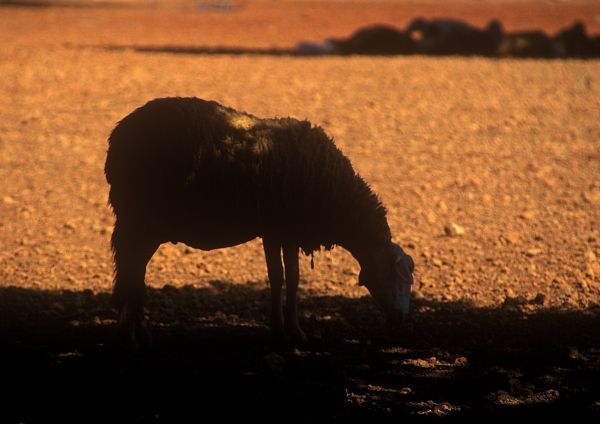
[{"left": 105, "top": 97, "right": 362, "bottom": 247}]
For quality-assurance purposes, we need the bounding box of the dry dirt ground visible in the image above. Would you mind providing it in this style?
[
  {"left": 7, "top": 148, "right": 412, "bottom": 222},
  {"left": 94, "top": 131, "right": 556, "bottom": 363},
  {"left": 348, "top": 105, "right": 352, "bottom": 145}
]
[{"left": 1, "top": 1, "right": 600, "bottom": 422}]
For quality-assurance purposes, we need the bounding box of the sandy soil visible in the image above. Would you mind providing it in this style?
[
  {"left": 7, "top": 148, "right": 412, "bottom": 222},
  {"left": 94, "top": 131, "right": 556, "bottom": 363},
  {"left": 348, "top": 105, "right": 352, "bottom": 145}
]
[{"left": 1, "top": 1, "right": 600, "bottom": 422}]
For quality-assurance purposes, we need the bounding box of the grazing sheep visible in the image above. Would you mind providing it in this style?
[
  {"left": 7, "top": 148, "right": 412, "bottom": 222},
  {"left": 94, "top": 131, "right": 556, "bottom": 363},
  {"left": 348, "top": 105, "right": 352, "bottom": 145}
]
[{"left": 105, "top": 97, "right": 415, "bottom": 345}]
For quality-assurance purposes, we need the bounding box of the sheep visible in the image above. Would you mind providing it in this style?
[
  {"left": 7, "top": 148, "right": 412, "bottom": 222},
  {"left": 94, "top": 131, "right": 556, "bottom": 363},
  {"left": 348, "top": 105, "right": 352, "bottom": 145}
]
[
  {"left": 407, "top": 17, "right": 503, "bottom": 56},
  {"left": 295, "top": 25, "right": 415, "bottom": 56},
  {"left": 553, "top": 21, "right": 599, "bottom": 58},
  {"left": 105, "top": 97, "right": 415, "bottom": 345},
  {"left": 331, "top": 25, "right": 416, "bottom": 55},
  {"left": 496, "top": 31, "right": 556, "bottom": 58}
]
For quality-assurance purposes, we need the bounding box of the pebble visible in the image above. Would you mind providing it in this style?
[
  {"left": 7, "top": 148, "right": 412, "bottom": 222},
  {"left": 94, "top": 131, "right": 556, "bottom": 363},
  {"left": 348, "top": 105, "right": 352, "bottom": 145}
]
[
  {"left": 64, "top": 221, "right": 77, "bottom": 230},
  {"left": 584, "top": 250, "right": 597, "bottom": 263},
  {"left": 411, "top": 290, "right": 425, "bottom": 300},
  {"left": 453, "top": 357, "right": 468, "bottom": 367},
  {"left": 432, "top": 258, "right": 443, "bottom": 267},
  {"left": 519, "top": 211, "right": 536, "bottom": 220},
  {"left": 525, "top": 248, "right": 542, "bottom": 257},
  {"left": 586, "top": 267, "right": 595, "bottom": 278},
  {"left": 444, "top": 223, "right": 465, "bottom": 237},
  {"left": 532, "top": 293, "right": 547, "bottom": 305},
  {"left": 503, "top": 232, "right": 522, "bottom": 245},
  {"left": 558, "top": 282, "right": 573, "bottom": 295},
  {"left": 583, "top": 191, "right": 600, "bottom": 205},
  {"left": 52, "top": 302, "right": 65, "bottom": 312},
  {"left": 260, "top": 351, "right": 286, "bottom": 382}
]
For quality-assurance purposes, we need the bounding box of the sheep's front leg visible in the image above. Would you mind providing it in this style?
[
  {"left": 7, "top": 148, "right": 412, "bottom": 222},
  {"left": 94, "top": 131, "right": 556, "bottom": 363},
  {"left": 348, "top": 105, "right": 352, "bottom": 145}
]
[
  {"left": 282, "top": 244, "right": 307, "bottom": 342},
  {"left": 263, "top": 238, "right": 286, "bottom": 340},
  {"left": 111, "top": 221, "right": 159, "bottom": 348}
]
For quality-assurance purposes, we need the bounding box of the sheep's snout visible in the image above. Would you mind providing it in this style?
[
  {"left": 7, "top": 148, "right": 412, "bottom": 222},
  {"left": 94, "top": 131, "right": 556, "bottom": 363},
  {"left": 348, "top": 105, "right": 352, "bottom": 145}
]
[
  {"left": 366, "top": 275, "right": 412, "bottom": 326},
  {"left": 392, "top": 275, "right": 412, "bottom": 325},
  {"left": 380, "top": 262, "right": 413, "bottom": 326},
  {"left": 359, "top": 244, "right": 415, "bottom": 325},
  {"left": 398, "top": 253, "right": 415, "bottom": 321}
]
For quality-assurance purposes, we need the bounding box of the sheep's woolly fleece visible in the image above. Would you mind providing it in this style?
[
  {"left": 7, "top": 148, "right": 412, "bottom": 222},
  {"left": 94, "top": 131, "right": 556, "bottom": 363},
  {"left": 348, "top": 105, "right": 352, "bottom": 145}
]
[{"left": 105, "top": 97, "right": 389, "bottom": 256}]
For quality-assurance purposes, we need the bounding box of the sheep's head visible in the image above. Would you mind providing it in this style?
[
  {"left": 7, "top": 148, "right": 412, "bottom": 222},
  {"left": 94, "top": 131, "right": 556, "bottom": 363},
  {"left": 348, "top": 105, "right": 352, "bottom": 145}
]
[{"left": 358, "top": 242, "right": 415, "bottom": 325}]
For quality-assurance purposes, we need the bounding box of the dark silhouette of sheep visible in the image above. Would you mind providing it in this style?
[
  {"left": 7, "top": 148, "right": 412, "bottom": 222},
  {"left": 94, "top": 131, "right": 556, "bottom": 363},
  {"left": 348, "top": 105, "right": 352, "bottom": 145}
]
[
  {"left": 295, "top": 25, "right": 415, "bottom": 56},
  {"left": 105, "top": 97, "right": 415, "bottom": 345},
  {"left": 294, "top": 20, "right": 599, "bottom": 58},
  {"left": 496, "top": 30, "right": 556, "bottom": 58},
  {"left": 553, "top": 21, "right": 600, "bottom": 58},
  {"left": 293, "top": 20, "right": 599, "bottom": 58},
  {"left": 332, "top": 25, "right": 416, "bottom": 55},
  {"left": 407, "top": 17, "right": 503, "bottom": 56}
]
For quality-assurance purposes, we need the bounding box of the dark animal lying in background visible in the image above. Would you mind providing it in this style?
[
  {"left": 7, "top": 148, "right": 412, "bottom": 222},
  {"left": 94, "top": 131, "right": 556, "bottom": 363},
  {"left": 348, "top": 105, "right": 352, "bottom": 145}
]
[
  {"left": 294, "top": 19, "right": 600, "bottom": 58},
  {"left": 553, "top": 21, "right": 600, "bottom": 58},
  {"left": 332, "top": 25, "right": 416, "bottom": 55},
  {"left": 105, "top": 97, "right": 415, "bottom": 345},
  {"left": 407, "top": 17, "right": 504, "bottom": 56},
  {"left": 295, "top": 25, "right": 415, "bottom": 56},
  {"left": 496, "top": 30, "right": 557, "bottom": 58},
  {"left": 496, "top": 21, "right": 600, "bottom": 58}
]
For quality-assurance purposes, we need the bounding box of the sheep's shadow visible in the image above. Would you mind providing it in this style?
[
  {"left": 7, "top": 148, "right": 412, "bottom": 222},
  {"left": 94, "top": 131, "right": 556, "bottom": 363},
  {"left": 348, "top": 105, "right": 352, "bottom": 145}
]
[
  {"left": 1, "top": 283, "right": 600, "bottom": 422},
  {"left": 3, "top": 281, "right": 599, "bottom": 349}
]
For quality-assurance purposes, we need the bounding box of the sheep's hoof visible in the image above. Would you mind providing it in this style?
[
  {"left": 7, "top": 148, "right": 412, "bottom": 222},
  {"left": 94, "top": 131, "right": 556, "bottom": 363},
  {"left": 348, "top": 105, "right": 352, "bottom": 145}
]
[
  {"left": 270, "top": 319, "right": 307, "bottom": 344},
  {"left": 115, "top": 306, "right": 153, "bottom": 350},
  {"left": 112, "top": 322, "right": 139, "bottom": 352},
  {"left": 135, "top": 320, "right": 153, "bottom": 346},
  {"left": 270, "top": 327, "right": 289, "bottom": 343},
  {"left": 270, "top": 327, "right": 307, "bottom": 344},
  {"left": 286, "top": 326, "right": 308, "bottom": 344}
]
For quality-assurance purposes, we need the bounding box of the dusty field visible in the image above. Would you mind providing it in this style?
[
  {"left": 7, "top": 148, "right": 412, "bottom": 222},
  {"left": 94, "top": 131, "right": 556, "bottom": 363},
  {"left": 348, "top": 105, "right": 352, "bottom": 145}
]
[{"left": 1, "top": 1, "right": 600, "bottom": 422}]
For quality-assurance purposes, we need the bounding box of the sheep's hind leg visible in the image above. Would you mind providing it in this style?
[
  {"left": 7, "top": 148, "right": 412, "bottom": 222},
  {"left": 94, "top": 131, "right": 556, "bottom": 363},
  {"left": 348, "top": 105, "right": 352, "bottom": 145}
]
[
  {"left": 111, "top": 223, "right": 159, "bottom": 348},
  {"left": 263, "top": 238, "right": 286, "bottom": 340},
  {"left": 282, "top": 244, "right": 307, "bottom": 342}
]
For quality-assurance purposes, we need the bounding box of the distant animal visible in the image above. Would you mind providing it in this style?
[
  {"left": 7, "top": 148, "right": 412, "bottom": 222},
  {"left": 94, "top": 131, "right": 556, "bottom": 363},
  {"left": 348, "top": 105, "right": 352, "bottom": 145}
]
[
  {"left": 295, "top": 25, "right": 415, "bottom": 56},
  {"left": 105, "top": 97, "right": 415, "bottom": 346},
  {"left": 553, "top": 21, "right": 599, "bottom": 58},
  {"left": 408, "top": 17, "right": 504, "bottom": 56},
  {"left": 496, "top": 30, "right": 556, "bottom": 58},
  {"left": 332, "top": 25, "right": 416, "bottom": 55}
]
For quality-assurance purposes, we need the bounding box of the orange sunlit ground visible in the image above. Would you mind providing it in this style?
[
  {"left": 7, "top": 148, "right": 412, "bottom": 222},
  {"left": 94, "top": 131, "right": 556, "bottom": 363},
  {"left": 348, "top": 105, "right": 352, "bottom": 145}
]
[{"left": 1, "top": 1, "right": 600, "bottom": 421}]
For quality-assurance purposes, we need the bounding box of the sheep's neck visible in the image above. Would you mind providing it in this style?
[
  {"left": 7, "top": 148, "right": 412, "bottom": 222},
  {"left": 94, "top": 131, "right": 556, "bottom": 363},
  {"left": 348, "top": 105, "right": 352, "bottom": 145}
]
[{"left": 334, "top": 180, "right": 392, "bottom": 257}]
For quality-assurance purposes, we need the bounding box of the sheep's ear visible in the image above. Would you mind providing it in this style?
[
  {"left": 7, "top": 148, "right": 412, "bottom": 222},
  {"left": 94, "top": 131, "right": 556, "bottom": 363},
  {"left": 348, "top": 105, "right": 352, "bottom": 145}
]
[
  {"left": 395, "top": 252, "right": 415, "bottom": 286},
  {"left": 388, "top": 243, "right": 415, "bottom": 284},
  {"left": 395, "top": 252, "right": 415, "bottom": 273}
]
